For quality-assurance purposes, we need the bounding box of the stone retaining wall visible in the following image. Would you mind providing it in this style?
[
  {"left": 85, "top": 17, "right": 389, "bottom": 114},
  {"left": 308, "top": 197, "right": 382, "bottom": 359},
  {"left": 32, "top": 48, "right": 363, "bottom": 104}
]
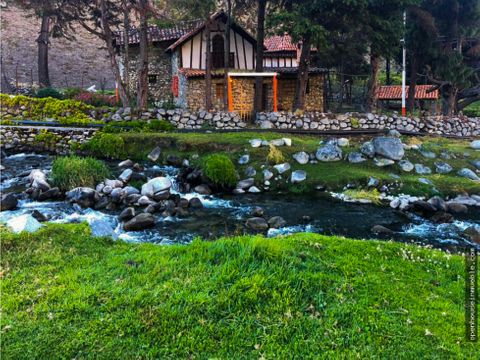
[
  {"left": 108, "top": 107, "right": 480, "bottom": 136},
  {"left": 0, "top": 126, "right": 97, "bottom": 155}
]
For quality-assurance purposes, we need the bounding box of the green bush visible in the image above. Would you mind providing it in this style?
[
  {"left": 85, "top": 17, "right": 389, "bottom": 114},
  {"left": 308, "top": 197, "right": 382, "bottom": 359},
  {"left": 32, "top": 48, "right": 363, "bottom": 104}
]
[
  {"left": 81, "top": 132, "right": 126, "bottom": 159},
  {"left": 102, "top": 119, "right": 175, "bottom": 133},
  {"left": 51, "top": 156, "right": 111, "bottom": 191},
  {"left": 146, "top": 119, "right": 175, "bottom": 132},
  {"left": 63, "top": 87, "right": 84, "bottom": 99},
  {"left": 202, "top": 154, "right": 238, "bottom": 188},
  {"left": 34, "top": 87, "right": 63, "bottom": 99}
]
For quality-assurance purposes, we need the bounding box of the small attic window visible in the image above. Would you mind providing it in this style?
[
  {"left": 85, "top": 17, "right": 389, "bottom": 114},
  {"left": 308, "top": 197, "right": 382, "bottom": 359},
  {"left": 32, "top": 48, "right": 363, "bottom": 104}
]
[{"left": 148, "top": 75, "right": 157, "bottom": 84}]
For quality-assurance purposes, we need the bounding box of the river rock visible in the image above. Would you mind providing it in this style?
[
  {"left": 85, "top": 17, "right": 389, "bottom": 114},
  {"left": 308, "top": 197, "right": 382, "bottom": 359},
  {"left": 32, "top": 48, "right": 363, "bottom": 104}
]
[
  {"left": 360, "top": 141, "right": 376, "bottom": 158},
  {"left": 194, "top": 184, "right": 212, "bottom": 195},
  {"left": 89, "top": 219, "right": 118, "bottom": 239},
  {"left": 118, "top": 159, "right": 134, "bottom": 169},
  {"left": 237, "top": 178, "right": 254, "bottom": 189},
  {"left": 119, "top": 169, "right": 133, "bottom": 183},
  {"left": 471, "top": 160, "right": 480, "bottom": 170},
  {"left": 141, "top": 177, "right": 172, "bottom": 197},
  {"left": 105, "top": 179, "right": 123, "bottom": 188},
  {"left": 7, "top": 214, "right": 43, "bottom": 233},
  {"left": 123, "top": 186, "right": 140, "bottom": 196},
  {"left": 434, "top": 162, "right": 453, "bottom": 174},
  {"left": 248, "top": 186, "right": 261, "bottom": 193},
  {"left": 458, "top": 168, "right": 480, "bottom": 181},
  {"left": 283, "top": 138, "right": 292, "bottom": 147},
  {"left": 293, "top": 152, "right": 309, "bottom": 165},
  {"left": 246, "top": 217, "right": 269, "bottom": 231},
  {"left": 147, "top": 147, "right": 162, "bottom": 162},
  {"left": 374, "top": 158, "right": 395, "bottom": 167},
  {"left": 464, "top": 227, "right": 480, "bottom": 244},
  {"left": 372, "top": 137, "right": 404, "bottom": 160},
  {"left": 66, "top": 187, "right": 99, "bottom": 208},
  {"left": 251, "top": 206, "right": 264, "bottom": 217},
  {"left": 102, "top": 185, "right": 113, "bottom": 195},
  {"left": 110, "top": 188, "right": 125, "bottom": 203},
  {"left": 348, "top": 152, "right": 366, "bottom": 163},
  {"left": 412, "top": 200, "right": 437, "bottom": 215},
  {"left": 428, "top": 196, "right": 447, "bottom": 212},
  {"left": 250, "top": 139, "right": 262, "bottom": 148},
  {"left": 337, "top": 138, "right": 349, "bottom": 147},
  {"left": 37, "top": 187, "right": 60, "bottom": 201},
  {"left": 245, "top": 166, "right": 256, "bottom": 177},
  {"left": 166, "top": 155, "right": 182, "bottom": 167},
  {"left": 371, "top": 225, "right": 394, "bottom": 234},
  {"left": 94, "top": 196, "right": 110, "bottom": 210},
  {"left": 268, "top": 216, "right": 286, "bottom": 229},
  {"left": 0, "top": 193, "right": 18, "bottom": 211},
  {"left": 239, "top": 154, "right": 250, "bottom": 165},
  {"left": 263, "top": 169, "right": 273, "bottom": 181},
  {"left": 388, "top": 129, "right": 401, "bottom": 137},
  {"left": 431, "top": 211, "right": 454, "bottom": 224},
  {"left": 119, "top": 207, "right": 135, "bottom": 221},
  {"left": 446, "top": 202, "right": 468, "bottom": 214},
  {"left": 28, "top": 169, "right": 50, "bottom": 191},
  {"left": 138, "top": 195, "right": 155, "bottom": 206},
  {"left": 274, "top": 163, "right": 291, "bottom": 174},
  {"left": 415, "top": 164, "right": 432, "bottom": 175},
  {"left": 367, "top": 177, "right": 379, "bottom": 187},
  {"left": 31, "top": 210, "right": 48, "bottom": 222},
  {"left": 270, "top": 139, "right": 285, "bottom": 147},
  {"left": 291, "top": 170, "right": 307, "bottom": 183},
  {"left": 398, "top": 160, "right": 414, "bottom": 172},
  {"left": 124, "top": 213, "right": 155, "bottom": 231},
  {"left": 470, "top": 140, "right": 480, "bottom": 150},
  {"left": 189, "top": 197, "right": 203, "bottom": 208},
  {"left": 316, "top": 144, "right": 342, "bottom": 162}
]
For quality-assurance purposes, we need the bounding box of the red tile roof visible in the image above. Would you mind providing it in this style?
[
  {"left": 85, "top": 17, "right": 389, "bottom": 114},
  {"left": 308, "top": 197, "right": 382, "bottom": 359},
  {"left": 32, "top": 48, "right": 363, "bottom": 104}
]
[
  {"left": 378, "top": 85, "right": 439, "bottom": 100},
  {"left": 178, "top": 68, "right": 225, "bottom": 78},
  {"left": 264, "top": 34, "right": 298, "bottom": 52},
  {"left": 114, "top": 21, "right": 203, "bottom": 46}
]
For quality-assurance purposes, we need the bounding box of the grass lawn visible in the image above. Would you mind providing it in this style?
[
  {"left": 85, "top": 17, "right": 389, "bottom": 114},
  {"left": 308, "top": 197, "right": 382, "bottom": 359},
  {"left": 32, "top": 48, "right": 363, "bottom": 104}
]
[
  {"left": 1, "top": 223, "right": 476, "bottom": 359},
  {"left": 115, "top": 131, "right": 480, "bottom": 197}
]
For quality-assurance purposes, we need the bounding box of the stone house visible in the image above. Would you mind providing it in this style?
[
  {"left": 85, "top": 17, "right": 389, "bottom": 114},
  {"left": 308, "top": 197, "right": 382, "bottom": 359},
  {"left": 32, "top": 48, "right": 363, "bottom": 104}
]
[{"left": 114, "top": 11, "right": 326, "bottom": 113}]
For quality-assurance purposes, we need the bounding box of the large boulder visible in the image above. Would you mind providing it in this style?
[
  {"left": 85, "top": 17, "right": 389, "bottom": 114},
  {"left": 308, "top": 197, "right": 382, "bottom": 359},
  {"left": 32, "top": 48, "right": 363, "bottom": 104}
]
[
  {"left": 372, "top": 137, "right": 404, "bottom": 160},
  {"left": 6, "top": 214, "right": 43, "bottom": 233},
  {"left": 268, "top": 216, "right": 286, "bottom": 229},
  {"left": 0, "top": 193, "right": 18, "bottom": 211},
  {"left": 118, "top": 207, "right": 135, "bottom": 221},
  {"left": 360, "top": 141, "right": 376, "bottom": 158},
  {"left": 245, "top": 217, "right": 269, "bottom": 231},
  {"left": 66, "top": 187, "right": 99, "bottom": 208},
  {"left": 141, "top": 177, "right": 172, "bottom": 197},
  {"left": 316, "top": 144, "right": 342, "bottom": 162},
  {"left": 123, "top": 213, "right": 155, "bottom": 231},
  {"left": 28, "top": 169, "right": 50, "bottom": 191}
]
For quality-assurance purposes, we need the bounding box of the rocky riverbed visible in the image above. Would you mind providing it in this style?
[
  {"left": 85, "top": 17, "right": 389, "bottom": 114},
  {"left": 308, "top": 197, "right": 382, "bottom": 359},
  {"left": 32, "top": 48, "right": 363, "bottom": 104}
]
[{"left": 1, "top": 152, "right": 479, "bottom": 251}]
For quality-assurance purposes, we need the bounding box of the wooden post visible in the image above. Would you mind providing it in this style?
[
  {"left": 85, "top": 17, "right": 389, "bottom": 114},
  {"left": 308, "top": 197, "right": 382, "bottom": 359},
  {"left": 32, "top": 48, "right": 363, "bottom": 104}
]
[
  {"left": 273, "top": 74, "right": 278, "bottom": 112},
  {"left": 227, "top": 75, "right": 233, "bottom": 112}
]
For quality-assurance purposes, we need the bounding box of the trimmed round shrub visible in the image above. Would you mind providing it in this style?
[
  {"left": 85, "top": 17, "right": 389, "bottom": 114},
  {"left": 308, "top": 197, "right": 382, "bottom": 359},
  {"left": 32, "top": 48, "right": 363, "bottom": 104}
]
[
  {"left": 202, "top": 154, "right": 238, "bottom": 188},
  {"left": 35, "top": 87, "right": 63, "bottom": 99},
  {"left": 51, "top": 156, "right": 111, "bottom": 191}
]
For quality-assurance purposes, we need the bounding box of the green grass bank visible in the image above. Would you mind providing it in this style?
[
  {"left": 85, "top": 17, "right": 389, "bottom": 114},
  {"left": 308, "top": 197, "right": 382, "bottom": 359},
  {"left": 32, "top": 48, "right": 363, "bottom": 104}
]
[
  {"left": 1, "top": 224, "right": 476, "bottom": 359},
  {"left": 82, "top": 130, "right": 480, "bottom": 197}
]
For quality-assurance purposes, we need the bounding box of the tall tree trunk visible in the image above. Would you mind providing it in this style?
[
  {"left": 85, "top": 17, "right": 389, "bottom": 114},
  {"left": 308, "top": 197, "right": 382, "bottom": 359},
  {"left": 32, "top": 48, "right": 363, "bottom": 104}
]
[
  {"left": 407, "top": 55, "right": 418, "bottom": 113},
  {"left": 365, "top": 53, "right": 380, "bottom": 112},
  {"left": 294, "top": 36, "right": 311, "bottom": 111},
  {"left": 136, "top": 0, "right": 149, "bottom": 110},
  {"left": 205, "top": 17, "right": 212, "bottom": 110},
  {"left": 444, "top": 86, "right": 458, "bottom": 115},
  {"left": 37, "top": 13, "right": 50, "bottom": 88},
  {"left": 254, "top": 0, "right": 266, "bottom": 114},
  {"left": 223, "top": 0, "right": 232, "bottom": 110},
  {"left": 97, "top": 0, "right": 128, "bottom": 106},
  {"left": 123, "top": 2, "right": 131, "bottom": 106}
]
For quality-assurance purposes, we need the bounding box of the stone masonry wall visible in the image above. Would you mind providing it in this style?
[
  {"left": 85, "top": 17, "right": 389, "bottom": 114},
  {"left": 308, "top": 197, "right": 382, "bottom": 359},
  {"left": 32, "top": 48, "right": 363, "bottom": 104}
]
[
  {"left": 278, "top": 75, "right": 324, "bottom": 112},
  {"left": 186, "top": 78, "right": 225, "bottom": 111},
  {"left": 122, "top": 44, "right": 172, "bottom": 104},
  {"left": 0, "top": 126, "right": 97, "bottom": 155}
]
